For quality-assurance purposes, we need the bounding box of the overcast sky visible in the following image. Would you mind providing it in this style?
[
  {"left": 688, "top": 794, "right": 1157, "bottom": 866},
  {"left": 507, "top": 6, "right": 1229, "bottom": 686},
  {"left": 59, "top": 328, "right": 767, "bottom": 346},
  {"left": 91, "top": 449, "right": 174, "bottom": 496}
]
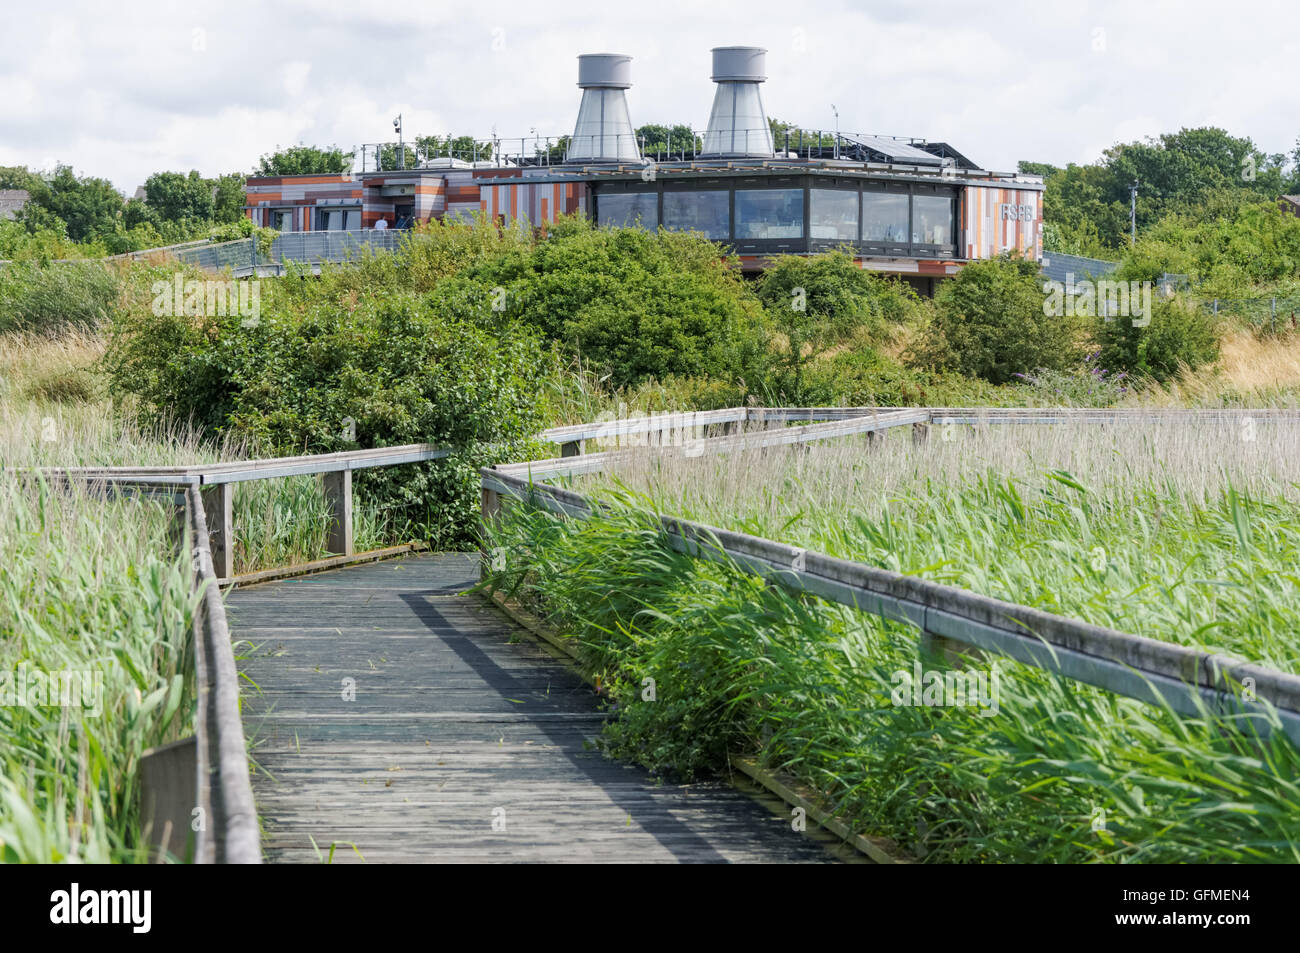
[{"left": 0, "top": 0, "right": 1296, "bottom": 193}]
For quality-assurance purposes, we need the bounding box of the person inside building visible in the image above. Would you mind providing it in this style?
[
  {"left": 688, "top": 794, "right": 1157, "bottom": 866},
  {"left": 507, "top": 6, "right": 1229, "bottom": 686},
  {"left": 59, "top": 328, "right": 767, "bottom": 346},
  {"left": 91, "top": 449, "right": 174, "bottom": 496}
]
[{"left": 373, "top": 216, "right": 388, "bottom": 231}]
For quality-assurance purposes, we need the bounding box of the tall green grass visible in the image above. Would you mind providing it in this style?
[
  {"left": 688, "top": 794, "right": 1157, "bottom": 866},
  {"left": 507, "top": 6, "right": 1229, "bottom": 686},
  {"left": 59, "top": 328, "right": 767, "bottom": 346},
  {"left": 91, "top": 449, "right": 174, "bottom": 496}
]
[
  {"left": 0, "top": 479, "right": 194, "bottom": 862},
  {"left": 577, "top": 418, "right": 1300, "bottom": 672},
  {"left": 0, "top": 331, "right": 398, "bottom": 864},
  {"left": 485, "top": 420, "right": 1300, "bottom": 862},
  {"left": 486, "top": 495, "right": 1300, "bottom": 863}
]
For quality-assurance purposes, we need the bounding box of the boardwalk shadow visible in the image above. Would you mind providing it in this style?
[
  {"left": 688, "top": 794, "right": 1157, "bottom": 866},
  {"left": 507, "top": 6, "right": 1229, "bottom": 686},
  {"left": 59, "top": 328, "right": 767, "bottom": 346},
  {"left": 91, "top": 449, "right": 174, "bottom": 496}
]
[{"left": 398, "top": 590, "right": 731, "bottom": 863}]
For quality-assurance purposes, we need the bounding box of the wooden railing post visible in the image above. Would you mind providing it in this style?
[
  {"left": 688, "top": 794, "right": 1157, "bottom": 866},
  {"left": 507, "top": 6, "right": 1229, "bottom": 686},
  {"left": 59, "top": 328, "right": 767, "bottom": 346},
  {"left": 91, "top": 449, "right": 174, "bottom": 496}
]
[
  {"left": 322, "top": 468, "right": 353, "bottom": 556},
  {"left": 200, "top": 482, "right": 234, "bottom": 580},
  {"left": 139, "top": 736, "right": 198, "bottom": 862},
  {"left": 168, "top": 499, "right": 188, "bottom": 554},
  {"left": 912, "top": 421, "right": 930, "bottom": 446},
  {"left": 480, "top": 474, "right": 501, "bottom": 581}
]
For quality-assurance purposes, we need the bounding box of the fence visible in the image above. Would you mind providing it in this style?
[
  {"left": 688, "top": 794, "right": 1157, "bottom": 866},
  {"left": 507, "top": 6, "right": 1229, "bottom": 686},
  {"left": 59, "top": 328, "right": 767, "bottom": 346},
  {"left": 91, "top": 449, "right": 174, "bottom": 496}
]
[
  {"left": 39, "top": 442, "right": 450, "bottom": 862},
  {"left": 483, "top": 405, "right": 1300, "bottom": 749}
]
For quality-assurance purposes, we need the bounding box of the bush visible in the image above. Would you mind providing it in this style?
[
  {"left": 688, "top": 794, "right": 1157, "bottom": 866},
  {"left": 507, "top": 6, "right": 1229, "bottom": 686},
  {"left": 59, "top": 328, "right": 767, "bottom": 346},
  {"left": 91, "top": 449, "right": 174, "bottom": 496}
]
[
  {"left": 0, "top": 261, "right": 123, "bottom": 333},
  {"left": 105, "top": 287, "right": 550, "bottom": 547},
  {"left": 1093, "top": 296, "right": 1220, "bottom": 382},
  {"left": 1014, "top": 350, "right": 1131, "bottom": 406},
  {"left": 459, "top": 217, "right": 770, "bottom": 388},
  {"left": 794, "top": 347, "right": 919, "bottom": 406},
  {"left": 755, "top": 251, "right": 917, "bottom": 395},
  {"left": 913, "top": 254, "right": 1078, "bottom": 385}
]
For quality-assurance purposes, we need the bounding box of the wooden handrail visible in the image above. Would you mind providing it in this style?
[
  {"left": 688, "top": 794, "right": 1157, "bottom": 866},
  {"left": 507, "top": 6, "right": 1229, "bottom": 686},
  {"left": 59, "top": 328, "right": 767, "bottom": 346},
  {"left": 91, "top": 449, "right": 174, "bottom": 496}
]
[
  {"left": 185, "top": 484, "right": 261, "bottom": 864},
  {"left": 481, "top": 467, "right": 1300, "bottom": 748}
]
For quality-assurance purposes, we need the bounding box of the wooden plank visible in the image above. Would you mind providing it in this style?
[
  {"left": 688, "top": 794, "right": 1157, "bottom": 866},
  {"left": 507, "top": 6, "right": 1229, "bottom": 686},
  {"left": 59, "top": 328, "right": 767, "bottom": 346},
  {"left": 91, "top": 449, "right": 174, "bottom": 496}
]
[
  {"left": 186, "top": 486, "right": 261, "bottom": 864},
  {"left": 139, "top": 736, "right": 198, "bottom": 862},
  {"left": 483, "top": 585, "right": 905, "bottom": 863},
  {"left": 231, "top": 553, "right": 835, "bottom": 864},
  {"left": 496, "top": 410, "right": 927, "bottom": 481}
]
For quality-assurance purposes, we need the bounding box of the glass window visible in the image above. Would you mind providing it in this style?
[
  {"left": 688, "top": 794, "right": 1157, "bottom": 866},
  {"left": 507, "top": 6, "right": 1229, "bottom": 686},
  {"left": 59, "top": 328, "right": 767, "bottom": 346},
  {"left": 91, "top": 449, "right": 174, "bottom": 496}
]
[
  {"left": 912, "top": 195, "right": 954, "bottom": 245},
  {"left": 598, "top": 192, "right": 658, "bottom": 229},
  {"left": 271, "top": 208, "right": 297, "bottom": 232},
  {"left": 810, "top": 189, "right": 858, "bottom": 241},
  {"left": 662, "top": 190, "right": 729, "bottom": 240},
  {"left": 862, "top": 192, "right": 909, "bottom": 243},
  {"left": 734, "top": 189, "right": 803, "bottom": 240},
  {"left": 315, "top": 207, "right": 361, "bottom": 231}
]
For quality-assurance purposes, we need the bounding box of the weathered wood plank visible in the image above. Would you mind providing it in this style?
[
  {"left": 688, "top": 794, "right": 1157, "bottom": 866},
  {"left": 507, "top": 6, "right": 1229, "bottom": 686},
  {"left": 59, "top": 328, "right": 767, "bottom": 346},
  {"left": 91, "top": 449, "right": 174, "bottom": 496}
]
[{"left": 231, "top": 553, "right": 835, "bottom": 864}]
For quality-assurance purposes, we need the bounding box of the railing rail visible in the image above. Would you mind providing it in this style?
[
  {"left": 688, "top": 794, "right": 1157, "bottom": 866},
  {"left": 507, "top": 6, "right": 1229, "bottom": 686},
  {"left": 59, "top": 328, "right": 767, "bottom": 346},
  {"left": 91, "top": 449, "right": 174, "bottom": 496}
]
[
  {"left": 185, "top": 484, "right": 260, "bottom": 863},
  {"left": 483, "top": 406, "right": 1300, "bottom": 749},
  {"left": 32, "top": 443, "right": 450, "bottom": 863}
]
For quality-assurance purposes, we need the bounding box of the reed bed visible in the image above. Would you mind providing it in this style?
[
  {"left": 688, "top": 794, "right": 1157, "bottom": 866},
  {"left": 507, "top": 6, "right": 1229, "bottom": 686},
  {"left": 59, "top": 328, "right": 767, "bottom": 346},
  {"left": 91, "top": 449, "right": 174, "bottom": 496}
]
[
  {"left": 577, "top": 416, "right": 1300, "bottom": 672},
  {"left": 485, "top": 416, "right": 1300, "bottom": 862},
  {"left": 0, "top": 479, "right": 193, "bottom": 861},
  {"left": 0, "top": 331, "right": 394, "bottom": 863}
]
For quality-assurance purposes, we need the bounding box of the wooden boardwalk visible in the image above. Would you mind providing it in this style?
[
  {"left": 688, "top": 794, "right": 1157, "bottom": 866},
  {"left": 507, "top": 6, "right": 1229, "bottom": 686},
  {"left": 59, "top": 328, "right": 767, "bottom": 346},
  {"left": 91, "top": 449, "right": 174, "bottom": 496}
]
[{"left": 226, "top": 553, "right": 838, "bottom": 863}]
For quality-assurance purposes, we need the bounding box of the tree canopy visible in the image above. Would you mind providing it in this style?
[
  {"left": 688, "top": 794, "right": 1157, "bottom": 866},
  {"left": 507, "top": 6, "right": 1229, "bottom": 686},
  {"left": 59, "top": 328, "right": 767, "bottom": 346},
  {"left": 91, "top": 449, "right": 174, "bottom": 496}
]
[
  {"left": 255, "top": 144, "right": 353, "bottom": 176},
  {"left": 1022, "top": 127, "right": 1299, "bottom": 255}
]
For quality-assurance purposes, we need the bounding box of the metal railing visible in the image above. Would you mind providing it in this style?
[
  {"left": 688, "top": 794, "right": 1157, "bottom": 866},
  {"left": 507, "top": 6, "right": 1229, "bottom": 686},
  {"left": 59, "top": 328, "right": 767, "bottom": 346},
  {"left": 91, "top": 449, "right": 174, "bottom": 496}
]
[
  {"left": 483, "top": 405, "right": 1300, "bottom": 748},
  {"left": 351, "top": 128, "right": 960, "bottom": 170}
]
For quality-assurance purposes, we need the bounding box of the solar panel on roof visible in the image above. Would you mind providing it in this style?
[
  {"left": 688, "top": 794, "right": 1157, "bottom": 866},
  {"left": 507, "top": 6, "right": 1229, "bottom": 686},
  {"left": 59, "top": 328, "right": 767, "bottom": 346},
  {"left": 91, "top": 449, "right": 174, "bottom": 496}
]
[{"left": 853, "top": 136, "right": 943, "bottom": 164}]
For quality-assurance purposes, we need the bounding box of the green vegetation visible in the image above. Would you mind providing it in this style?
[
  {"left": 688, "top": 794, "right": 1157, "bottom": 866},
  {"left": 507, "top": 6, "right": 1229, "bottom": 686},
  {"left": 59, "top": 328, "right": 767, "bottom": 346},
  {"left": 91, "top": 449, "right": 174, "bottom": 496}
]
[
  {"left": 0, "top": 260, "right": 125, "bottom": 334},
  {"left": 1026, "top": 127, "right": 1298, "bottom": 256},
  {"left": 5, "top": 115, "right": 1300, "bottom": 865},
  {"left": 0, "top": 161, "right": 256, "bottom": 260},
  {"left": 914, "top": 254, "right": 1077, "bottom": 385},
  {"left": 1093, "top": 296, "right": 1221, "bottom": 382},
  {"left": 483, "top": 421, "right": 1300, "bottom": 862},
  {"left": 454, "top": 218, "right": 770, "bottom": 389},
  {"left": 253, "top": 144, "right": 353, "bottom": 177},
  {"left": 0, "top": 482, "right": 194, "bottom": 862}
]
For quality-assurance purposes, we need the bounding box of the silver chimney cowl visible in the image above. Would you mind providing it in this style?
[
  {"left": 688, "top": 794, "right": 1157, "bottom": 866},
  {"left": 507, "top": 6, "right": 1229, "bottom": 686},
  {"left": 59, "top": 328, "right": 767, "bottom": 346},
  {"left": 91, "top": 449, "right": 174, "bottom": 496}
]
[
  {"left": 701, "top": 46, "right": 774, "bottom": 159},
  {"left": 565, "top": 54, "right": 641, "bottom": 164}
]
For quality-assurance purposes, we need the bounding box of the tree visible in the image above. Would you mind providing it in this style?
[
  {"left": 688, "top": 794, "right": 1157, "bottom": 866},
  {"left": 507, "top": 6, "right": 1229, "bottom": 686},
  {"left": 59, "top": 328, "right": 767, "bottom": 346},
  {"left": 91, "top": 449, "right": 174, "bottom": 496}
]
[
  {"left": 1017, "top": 160, "right": 1059, "bottom": 178},
  {"left": 1040, "top": 128, "right": 1292, "bottom": 251},
  {"left": 211, "top": 173, "right": 247, "bottom": 223},
  {"left": 255, "top": 145, "right": 353, "bottom": 176},
  {"left": 635, "top": 124, "right": 699, "bottom": 160},
  {"left": 914, "top": 254, "right": 1078, "bottom": 384},
  {"left": 416, "top": 135, "right": 491, "bottom": 163},
  {"left": 378, "top": 143, "right": 417, "bottom": 170},
  {"left": 27, "top": 165, "right": 123, "bottom": 242},
  {"left": 143, "top": 170, "right": 213, "bottom": 224},
  {"left": 0, "top": 165, "right": 42, "bottom": 193},
  {"left": 768, "top": 118, "right": 835, "bottom": 153}
]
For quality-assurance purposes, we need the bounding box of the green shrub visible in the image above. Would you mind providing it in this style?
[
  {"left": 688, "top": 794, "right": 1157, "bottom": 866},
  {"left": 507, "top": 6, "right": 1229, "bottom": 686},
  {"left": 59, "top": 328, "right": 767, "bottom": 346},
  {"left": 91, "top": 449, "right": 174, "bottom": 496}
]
[
  {"left": 0, "top": 261, "right": 123, "bottom": 333},
  {"left": 1093, "top": 296, "right": 1220, "bottom": 382},
  {"left": 105, "top": 287, "right": 550, "bottom": 547},
  {"left": 755, "top": 251, "right": 917, "bottom": 396},
  {"left": 914, "top": 254, "right": 1078, "bottom": 384},
  {"left": 796, "top": 347, "right": 919, "bottom": 406},
  {"left": 459, "top": 217, "right": 770, "bottom": 388}
]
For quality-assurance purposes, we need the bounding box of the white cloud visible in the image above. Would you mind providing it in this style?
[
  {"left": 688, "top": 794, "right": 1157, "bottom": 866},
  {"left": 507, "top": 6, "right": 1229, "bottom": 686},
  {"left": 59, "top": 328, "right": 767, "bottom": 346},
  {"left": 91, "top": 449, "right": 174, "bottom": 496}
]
[{"left": 0, "top": 0, "right": 1294, "bottom": 191}]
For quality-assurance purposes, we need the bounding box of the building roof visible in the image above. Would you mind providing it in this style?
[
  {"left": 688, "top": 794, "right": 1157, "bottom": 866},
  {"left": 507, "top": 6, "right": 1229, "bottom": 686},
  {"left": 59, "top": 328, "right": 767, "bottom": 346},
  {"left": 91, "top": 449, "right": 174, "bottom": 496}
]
[{"left": 0, "top": 189, "right": 29, "bottom": 220}]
